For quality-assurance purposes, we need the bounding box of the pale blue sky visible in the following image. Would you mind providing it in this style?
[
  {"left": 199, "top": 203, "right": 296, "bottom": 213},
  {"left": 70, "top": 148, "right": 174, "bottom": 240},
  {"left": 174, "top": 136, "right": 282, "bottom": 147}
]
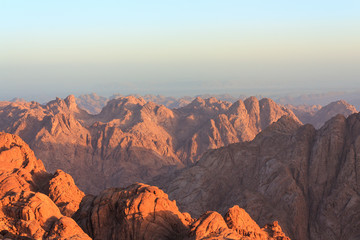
[{"left": 1, "top": 1, "right": 359, "bottom": 101}]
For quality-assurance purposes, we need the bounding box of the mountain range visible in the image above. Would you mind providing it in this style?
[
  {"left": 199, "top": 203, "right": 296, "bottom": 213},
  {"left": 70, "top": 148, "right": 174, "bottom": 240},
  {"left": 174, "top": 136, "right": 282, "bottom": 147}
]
[
  {"left": 0, "top": 94, "right": 359, "bottom": 239},
  {"left": 0, "top": 95, "right": 301, "bottom": 193}
]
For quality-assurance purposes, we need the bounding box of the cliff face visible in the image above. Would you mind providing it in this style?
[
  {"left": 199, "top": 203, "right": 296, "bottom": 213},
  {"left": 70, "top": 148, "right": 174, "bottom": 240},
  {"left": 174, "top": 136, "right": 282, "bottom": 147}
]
[
  {"left": 160, "top": 113, "right": 360, "bottom": 240},
  {"left": 0, "top": 132, "right": 289, "bottom": 240},
  {"left": 0, "top": 95, "right": 298, "bottom": 193}
]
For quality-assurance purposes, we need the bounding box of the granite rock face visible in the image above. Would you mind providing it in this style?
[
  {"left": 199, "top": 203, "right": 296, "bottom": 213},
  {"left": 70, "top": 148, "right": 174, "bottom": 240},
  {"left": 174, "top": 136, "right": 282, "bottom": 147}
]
[
  {"left": 0, "top": 132, "right": 90, "bottom": 239},
  {"left": 0, "top": 95, "right": 298, "bottom": 193},
  {"left": 161, "top": 113, "right": 360, "bottom": 240}
]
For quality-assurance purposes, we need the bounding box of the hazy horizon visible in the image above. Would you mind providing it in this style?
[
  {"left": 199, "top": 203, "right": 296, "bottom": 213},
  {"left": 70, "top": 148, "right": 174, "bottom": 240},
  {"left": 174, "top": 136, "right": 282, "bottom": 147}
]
[{"left": 1, "top": 1, "right": 359, "bottom": 101}]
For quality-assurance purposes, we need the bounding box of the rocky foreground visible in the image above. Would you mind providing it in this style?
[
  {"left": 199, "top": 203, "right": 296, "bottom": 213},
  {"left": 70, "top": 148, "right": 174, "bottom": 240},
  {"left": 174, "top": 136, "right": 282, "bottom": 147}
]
[{"left": 0, "top": 132, "right": 289, "bottom": 239}]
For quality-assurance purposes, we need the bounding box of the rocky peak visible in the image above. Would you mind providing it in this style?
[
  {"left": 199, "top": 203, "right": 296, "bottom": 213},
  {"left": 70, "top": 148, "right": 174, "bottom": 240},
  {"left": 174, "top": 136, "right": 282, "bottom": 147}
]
[
  {"left": 244, "top": 96, "right": 260, "bottom": 110},
  {"left": 99, "top": 96, "right": 146, "bottom": 117},
  {"left": 46, "top": 95, "right": 81, "bottom": 115},
  {"left": 64, "top": 94, "right": 78, "bottom": 111},
  {"left": 182, "top": 97, "right": 230, "bottom": 115},
  {"left": 228, "top": 99, "right": 246, "bottom": 114},
  {"left": 188, "top": 97, "right": 206, "bottom": 108},
  {"left": 224, "top": 205, "right": 262, "bottom": 237}
]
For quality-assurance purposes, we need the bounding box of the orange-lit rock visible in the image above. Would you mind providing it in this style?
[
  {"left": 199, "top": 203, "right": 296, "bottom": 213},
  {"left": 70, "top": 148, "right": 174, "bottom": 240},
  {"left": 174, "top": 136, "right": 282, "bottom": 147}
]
[
  {"left": 74, "top": 183, "right": 191, "bottom": 240},
  {"left": 48, "top": 169, "right": 85, "bottom": 217},
  {"left": 190, "top": 211, "right": 241, "bottom": 239},
  {"left": 0, "top": 132, "right": 90, "bottom": 239},
  {"left": 74, "top": 183, "right": 290, "bottom": 240}
]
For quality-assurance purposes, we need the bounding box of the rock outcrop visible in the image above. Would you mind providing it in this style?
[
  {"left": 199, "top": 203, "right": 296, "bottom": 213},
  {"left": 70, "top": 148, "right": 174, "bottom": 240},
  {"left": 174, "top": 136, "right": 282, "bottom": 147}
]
[
  {"left": 74, "top": 183, "right": 289, "bottom": 240},
  {"left": 48, "top": 169, "right": 85, "bottom": 217},
  {"left": 0, "top": 95, "right": 299, "bottom": 193},
  {"left": 0, "top": 132, "right": 89, "bottom": 239},
  {"left": 74, "top": 183, "right": 192, "bottom": 240},
  {"left": 160, "top": 113, "right": 360, "bottom": 240}
]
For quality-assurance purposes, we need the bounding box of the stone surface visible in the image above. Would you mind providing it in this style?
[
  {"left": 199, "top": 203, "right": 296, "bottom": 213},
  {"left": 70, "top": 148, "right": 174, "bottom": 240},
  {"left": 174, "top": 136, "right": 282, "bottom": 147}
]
[
  {"left": 47, "top": 169, "right": 85, "bottom": 217},
  {"left": 160, "top": 113, "right": 360, "bottom": 240},
  {"left": 0, "top": 132, "right": 90, "bottom": 239}
]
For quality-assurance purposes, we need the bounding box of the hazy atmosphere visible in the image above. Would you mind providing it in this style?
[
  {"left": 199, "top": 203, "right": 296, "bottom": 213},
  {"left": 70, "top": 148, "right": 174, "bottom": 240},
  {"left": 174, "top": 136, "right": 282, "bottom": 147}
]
[{"left": 1, "top": 0, "right": 359, "bottom": 101}]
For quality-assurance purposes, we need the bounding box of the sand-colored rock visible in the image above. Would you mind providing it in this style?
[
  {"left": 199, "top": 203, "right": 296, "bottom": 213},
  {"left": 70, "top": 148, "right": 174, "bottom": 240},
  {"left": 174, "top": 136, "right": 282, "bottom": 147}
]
[
  {"left": 0, "top": 95, "right": 299, "bottom": 193},
  {"left": 161, "top": 113, "right": 360, "bottom": 240}
]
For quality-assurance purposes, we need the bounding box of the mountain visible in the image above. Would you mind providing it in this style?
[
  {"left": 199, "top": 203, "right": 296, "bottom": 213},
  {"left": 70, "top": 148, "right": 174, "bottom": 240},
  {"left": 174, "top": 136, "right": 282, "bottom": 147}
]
[
  {"left": 76, "top": 93, "right": 108, "bottom": 114},
  {"left": 285, "top": 104, "right": 322, "bottom": 123},
  {"left": 0, "top": 95, "right": 298, "bottom": 193},
  {"left": 287, "top": 100, "right": 357, "bottom": 128},
  {"left": 158, "top": 113, "right": 360, "bottom": 240},
  {"left": 304, "top": 100, "right": 357, "bottom": 128},
  {"left": 0, "top": 132, "right": 289, "bottom": 240}
]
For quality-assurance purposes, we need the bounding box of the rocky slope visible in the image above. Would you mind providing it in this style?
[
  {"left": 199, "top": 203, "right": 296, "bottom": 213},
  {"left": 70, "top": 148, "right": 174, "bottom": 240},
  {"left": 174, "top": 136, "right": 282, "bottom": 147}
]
[
  {"left": 0, "top": 132, "right": 89, "bottom": 239},
  {"left": 0, "top": 132, "right": 289, "bottom": 240},
  {"left": 159, "top": 113, "right": 360, "bottom": 240},
  {"left": 287, "top": 100, "right": 357, "bottom": 128},
  {"left": 0, "top": 95, "right": 298, "bottom": 193}
]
